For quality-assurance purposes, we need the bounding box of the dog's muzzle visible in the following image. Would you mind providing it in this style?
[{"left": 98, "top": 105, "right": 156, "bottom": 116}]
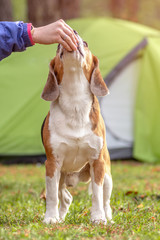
[{"left": 58, "top": 30, "right": 86, "bottom": 59}]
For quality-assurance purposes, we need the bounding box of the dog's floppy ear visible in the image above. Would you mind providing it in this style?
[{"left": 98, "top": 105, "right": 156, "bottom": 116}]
[
  {"left": 41, "top": 58, "right": 59, "bottom": 101},
  {"left": 90, "top": 55, "right": 109, "bottom": 96}
]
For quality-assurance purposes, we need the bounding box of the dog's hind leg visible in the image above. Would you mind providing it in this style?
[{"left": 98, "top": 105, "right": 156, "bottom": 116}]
[
  {"left": 58, "top": 164, "right": 91, "bottom": 221},
  {"left": 58, "top": 173, "right": 73, "bottom": 221},
  {"left": 59, "top": 188, "right": 73, "bottom": 221},
  {"left": 103, "top": 173, "right": 113, "bottom": 221}
]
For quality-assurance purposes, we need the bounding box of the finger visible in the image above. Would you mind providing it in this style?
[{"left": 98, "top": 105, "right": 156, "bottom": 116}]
[
  {"left": 59, "top": 38, "right": 73, "bottom": 52},
  {"left": 63, "top": 23, "right": 79, "bottom": 42},
  {"left": 62, "top": 24, "right": 78, "bottom": 43},
  {"left": 58, "top": 19, "right": 78, "bottom": 42},
  {"left": 61, "top": 33, "right": 77, "bottom": 51},
  {"left": 62, "top": 27, "right": 77, "bottom": 46}
]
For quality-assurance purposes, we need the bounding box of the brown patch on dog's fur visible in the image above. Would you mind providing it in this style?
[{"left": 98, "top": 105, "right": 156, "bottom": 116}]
[
  {"left": 42, "top": 112, "right": 56, "bottom": 178},
  {"left": 83, "top": 50, "right": 94, "bottom": 82},
  {"left": 90, "top": 96, "right": 111, "bottom": 185},
  {"left": 41, "top": 56, "right": 64, "bottom": 102},
  {"left": 78, "top": 162, "right": 91, "bottom": 182},
  {"left": 42, "top": 45, "right": 110, "bottom": 184},
  {"left": 54, "top": 55, "right": 64, "bottom": 85},
  {"left": 83, "top": 53, "right": 108, "bottom": 96},
  {"left": 93, "top": 155, "right": 106, "bottom": 185}
]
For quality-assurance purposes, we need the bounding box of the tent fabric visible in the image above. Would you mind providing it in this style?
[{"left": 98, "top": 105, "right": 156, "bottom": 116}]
[
  {"left": 101, "top": 57, "right": 141, "bottom": 159},
  {"left": 104, "top": 38, "right": 148, "bottom": 86},
  {"left": 0, "top": 46, "right": 50, "bottom": 155},
  {"left": 0, "top": 17, "right": 160, "bottom": 162},
  {"left": 134, "top": 38, "right": 160, "bottom": 163}
]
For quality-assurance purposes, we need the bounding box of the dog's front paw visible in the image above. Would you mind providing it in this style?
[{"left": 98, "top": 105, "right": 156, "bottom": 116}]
[
  {"left": 104, "top": 203, "right": 112, "bottom": 221},
  {"left": 91, "top": 217, "right": 107, "bottom": 225},
  {"left": 43, "top": 217, "right": 60, "bottom": 224},
  {"left": 91, "top": 212, "right": 107, "bottom": 225}
]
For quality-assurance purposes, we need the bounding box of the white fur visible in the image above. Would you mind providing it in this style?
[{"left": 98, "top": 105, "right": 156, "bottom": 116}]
[
  {"left": 103, "top": 173, "right": 113, "bottom": 221},
  {"left": 43, "top": 170, "right": 60, "bottom": 224},
  {"left": 49, "top": 55, "right": 103, "bottom": 173},
  {"left": 59, "top": 188, "right": 73, "bottom": 220},
  {"left": 90, "top": 162, "right": 107, "bottom": 224},
  {"left": 44, "top": 40, "right": 110, "bottom": 224}
]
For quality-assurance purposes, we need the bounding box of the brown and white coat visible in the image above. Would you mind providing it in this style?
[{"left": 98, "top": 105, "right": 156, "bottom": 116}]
[{"left": 41, "top": 33, "right": 113, "bottom": 224}]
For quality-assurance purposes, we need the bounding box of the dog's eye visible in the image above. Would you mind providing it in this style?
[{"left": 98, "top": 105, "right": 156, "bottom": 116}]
[
  {"left": 60, "top": 51, "right": 63, "bottom": 59},
  {"left": 57, "top": 44, "right": 61, "bottom": 52},
  {"left": 83, "top": 41, "right": 88, "bottom": 48}
]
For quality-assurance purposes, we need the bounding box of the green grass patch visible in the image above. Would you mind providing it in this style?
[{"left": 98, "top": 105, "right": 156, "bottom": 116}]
[{"left": 0, "top": 161, "right": 160, "bottom": 239}]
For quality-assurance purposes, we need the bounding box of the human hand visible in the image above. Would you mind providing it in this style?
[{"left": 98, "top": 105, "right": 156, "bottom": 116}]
[{"left": 32, "top": 19, "right": 78, "bottom": 51}]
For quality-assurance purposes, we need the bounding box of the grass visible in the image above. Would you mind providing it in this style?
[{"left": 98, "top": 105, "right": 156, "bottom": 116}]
[{"left": 0, "top": 161, "right": 160, "bottom": 240}]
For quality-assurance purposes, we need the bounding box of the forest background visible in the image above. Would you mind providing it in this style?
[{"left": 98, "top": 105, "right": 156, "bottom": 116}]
[{"left": 0, "top": 0, "right": 160, "bottom": 30}]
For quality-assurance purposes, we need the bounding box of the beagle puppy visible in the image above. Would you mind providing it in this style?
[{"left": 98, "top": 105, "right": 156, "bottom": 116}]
[{"left": 41, "top": 31, "right": 113, "bottom": 224}]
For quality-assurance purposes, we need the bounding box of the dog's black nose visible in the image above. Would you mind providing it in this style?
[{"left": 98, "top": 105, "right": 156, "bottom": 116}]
[{"left": 73, "top": 30, "right": 78, "bottom": 35}]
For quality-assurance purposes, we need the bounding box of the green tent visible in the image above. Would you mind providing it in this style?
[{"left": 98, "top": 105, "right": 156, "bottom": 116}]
[{"left": 0, "top": 18, "right": 160, "bottom": 163}]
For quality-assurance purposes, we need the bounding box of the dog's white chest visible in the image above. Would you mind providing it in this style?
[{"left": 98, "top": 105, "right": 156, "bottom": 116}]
[
  {"left": 49, "top": 101, "right": 103, "bottom": 172},
  {"left": 49, "top": 125, "right": 103, "bottom": 172},
  {"left": 48, "top": 69, "right": 103, "bottom": 172}
]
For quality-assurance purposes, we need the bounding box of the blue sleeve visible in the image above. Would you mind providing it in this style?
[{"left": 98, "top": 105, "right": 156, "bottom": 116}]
[{"left": 0, "top": 21, "right": 33, "bottom": 61}]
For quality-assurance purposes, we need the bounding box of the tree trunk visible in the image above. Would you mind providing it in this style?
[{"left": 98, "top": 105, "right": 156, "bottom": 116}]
[
  {"left": 59, "top": 0, "right": 80, "bottom": 20},
  {"left": 128, "top": 0, "right": 139, "bottom": 22},
  {"left": 27, "top": 0, "right": 59, "bottom": 27},
  {"left": 109, "top": 0, "right": 139, "bottom": 21},
  {"left": 0, "top": 0, "right": 13, "bottom": 21},
  {"left": 27, "top": 0, "right": 80, "bottom": 26},
  {"left": 109, "top": 0, "right": 125, "bottom": 18}
]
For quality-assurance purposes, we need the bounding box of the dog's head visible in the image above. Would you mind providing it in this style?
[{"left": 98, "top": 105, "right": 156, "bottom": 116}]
[{"left": 41, "top": 31, "right": 109, "bottom": 101}]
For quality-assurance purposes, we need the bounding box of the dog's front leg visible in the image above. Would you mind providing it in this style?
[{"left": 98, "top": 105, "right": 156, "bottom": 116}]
[
  {"left": 90, "top": 160, "right": 107, "bottom": 224},
  {"left": 43, "top": 160, "right": 61, "bottom": 224}
]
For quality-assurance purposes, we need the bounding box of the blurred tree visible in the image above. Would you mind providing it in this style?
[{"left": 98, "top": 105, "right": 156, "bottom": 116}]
[
  {"left": 129, "top": 0, "right": 139, "bottom": 22},
  {"left": 27, "top": 0, "right": 59, "bottom": 26},
  {"left": 110, "top": 0, "right": 124, "bottom": 18},
  {"left": 27, "top": 0, "right": 80, "bottom": 26},
  {"left": 0, "top": 0, "right": 13, "bottom": 21},
  {"left": 59, "top": 0, "right": 80, "bottom": 20},
  {"left": 109, "top": 0, "right": 139, "bottom": 22}
]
